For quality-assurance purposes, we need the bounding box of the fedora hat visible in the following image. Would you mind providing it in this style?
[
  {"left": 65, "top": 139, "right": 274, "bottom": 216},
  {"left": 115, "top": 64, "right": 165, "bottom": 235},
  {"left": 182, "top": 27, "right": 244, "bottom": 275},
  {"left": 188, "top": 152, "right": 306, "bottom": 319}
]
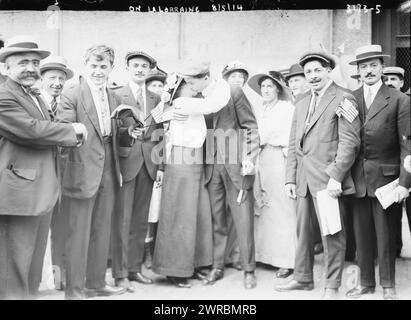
[
  {"left": 0, "top": 35, "right": 50, "bottom": 63},
  {"left": 299, "top": 51, "right": 336, "bottom": 70},
  {"left": 145, "top": 68, "right": 167, "bottom": 84},
  {"left": 221, "top": 60, "right": 249, "bottom": 82},
  {"left": 383, "top": 66, "right": 405, "bottom": 78},
  {"left": 125, "top": 51, "right": 157, "bottom": 68},
  {"left": 286, "top": 63, "right": 305, "bottom": 80},
  {"left": 248, "top": 73, "right": 292, "bottom": 101},
  {"left": 349, "top": 44, "right": 390, "bottom": 65},
  {"left": 40, "top": 55, "right": 74, "bottom": 80}
]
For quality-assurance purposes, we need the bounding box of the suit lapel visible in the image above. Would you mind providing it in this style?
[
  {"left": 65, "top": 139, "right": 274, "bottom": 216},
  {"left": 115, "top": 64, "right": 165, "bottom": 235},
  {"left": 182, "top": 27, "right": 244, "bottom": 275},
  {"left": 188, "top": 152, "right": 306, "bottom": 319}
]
[
  {"left": 80, "top": 81, "right": 103, "bottom": 139},
  {"left": 365, "top": 84, "right": 389, "bottom": 122},
  {"left": 305, "top": 83, "right": 336, "bottom": 135},
  {"left": 297, "top": 93, "right": 311, "bottom": 142}
]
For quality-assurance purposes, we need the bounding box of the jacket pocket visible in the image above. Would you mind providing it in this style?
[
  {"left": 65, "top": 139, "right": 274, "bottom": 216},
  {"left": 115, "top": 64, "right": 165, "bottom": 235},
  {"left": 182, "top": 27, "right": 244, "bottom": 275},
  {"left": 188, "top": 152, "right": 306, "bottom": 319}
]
[
  {"left": 320, "top": 118, "right": 338, "bottom": 142},
  {"left": 381, "top": 164, "right": 400, "bottom": 176},
  {"left": 2, "top": 167, "right": 36, "bottom": 189}
]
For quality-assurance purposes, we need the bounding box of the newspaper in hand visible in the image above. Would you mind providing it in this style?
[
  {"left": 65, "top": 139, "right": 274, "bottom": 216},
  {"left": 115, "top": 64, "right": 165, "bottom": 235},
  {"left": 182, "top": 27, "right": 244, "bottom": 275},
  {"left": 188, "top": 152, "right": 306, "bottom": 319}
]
[
  {"left": 316, "top": 189, "right": 342, "bottom": 236},
  {"left": 375, "top": 178, "right": 411, "bottom": 210}
]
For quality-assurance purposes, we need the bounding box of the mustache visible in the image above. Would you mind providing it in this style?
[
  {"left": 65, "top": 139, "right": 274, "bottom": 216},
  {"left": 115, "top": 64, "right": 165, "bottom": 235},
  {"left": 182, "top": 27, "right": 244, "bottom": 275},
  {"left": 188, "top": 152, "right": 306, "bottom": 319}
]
[
  {"left": 309, "top": 78, "right": 321, "bottom": 84},
  {"left": 20, "top": 72, "right": 40, "bottom": 79},
  {"left": 365, "top": 72, "right": 375, "bottom": 78},
  {"left": 387, "top": 84, "right": 395, "bottom": 88}
]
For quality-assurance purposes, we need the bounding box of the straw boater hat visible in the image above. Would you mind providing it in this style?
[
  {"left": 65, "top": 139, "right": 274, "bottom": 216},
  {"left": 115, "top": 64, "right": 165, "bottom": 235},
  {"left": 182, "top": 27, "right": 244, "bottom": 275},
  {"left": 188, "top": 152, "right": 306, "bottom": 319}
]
[
  {"left": 125, "top": 50, "right": 157, "bottom": 68},
  {"left": 349, "top": 44, "right": 390, "bottom": 65},
  {"left": 40, "top": 55, "right": 74, "bottom": 80},
  {"left": 286, "top": 63, "right": 305, "bottom": 80},
  {"left": 299, "top": 51, "right": 336, "bottom": 70},
  {"left": 383, "top": 66, "right": 405, "bottom": 78},
  {"left": 247, "top": 73, "right": 293, "bottom": 101},
  {"left": 221, "top": 60, "right": 249, "bottom": 82},
  {"left": 0, "top": 35, "right": 50, "bottom": 63}
]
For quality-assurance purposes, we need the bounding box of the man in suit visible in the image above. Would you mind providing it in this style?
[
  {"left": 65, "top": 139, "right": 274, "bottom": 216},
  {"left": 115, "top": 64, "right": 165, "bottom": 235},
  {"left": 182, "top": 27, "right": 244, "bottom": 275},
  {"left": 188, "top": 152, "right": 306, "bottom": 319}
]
[
  {"left": 0, "top": 36, "right": 87, "bottom": 299},
  {"left": 286, "top": 63, "right": 309, "bottom": 101},
  {"left": 173, "top": 60, "right": 260, "bottom": 289},
  {"left": 275, "top": 51, "right": 361, "bottom": 299},
  {"left": 57, "top": 45, "right": 136, "bottom": 300},
  {"left": 345, "top": 45, "right": 410, "bottom": 300},
  {"left": 110, "top": 51, "right": 163, "bottom": 292},
  {"left": 27, "top": 55, "right": 76, "bottom": 295}
]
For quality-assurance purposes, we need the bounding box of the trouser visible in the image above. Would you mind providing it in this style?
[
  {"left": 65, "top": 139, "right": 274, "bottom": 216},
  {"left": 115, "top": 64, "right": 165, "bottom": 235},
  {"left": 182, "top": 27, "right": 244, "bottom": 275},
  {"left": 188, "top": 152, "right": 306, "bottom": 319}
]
[
  {"left": 293, "top": 188, "right": 346, "bottom": 289},
  {"left": 0, "top": 213, "right": 51, "bottom": 299},
  {"left": 64, "top": 142, "right": 117, "bottom": 299},
  {"left": 111, "top": 164, "right": 153, "bottom": 278},
  {"left": 351, "top": 196, "right": 398, "bottom": 288},
  {"left": 207, "top": 164, "right": 255, "bottom": 272}
]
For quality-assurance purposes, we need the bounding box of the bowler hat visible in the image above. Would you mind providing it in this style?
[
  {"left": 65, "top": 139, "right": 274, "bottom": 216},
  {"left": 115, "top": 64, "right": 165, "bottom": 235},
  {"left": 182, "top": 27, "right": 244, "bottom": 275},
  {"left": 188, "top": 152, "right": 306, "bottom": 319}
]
[
  {"left": 40, "top": 55, "right": 74, "bottom": 80},
  {"left": 125, "top": 51, "right": 157, "bottom": 68},
  {"left": 286, "top": 63, "right": 305, "bottom": 80},
  {"left": 349, "top": 44, "right": 389, "bottom": 65},
  {"left": 177, "top": 59, "right": 210, "bottom": 78},
  {"left": 383, "top": 66, "right": 405, "bottom": 78},
  {"left": 221, "top": 60, "right": 249, "bottom": 82},
  {"left": 0, "top": 35, "right": 50, "bottom": 63},
  {"left": 248, "top": 73, "right": 292, "bottom": 101},
  {"left": 299, "top": 51, "right": 336, "bottom": 70}
]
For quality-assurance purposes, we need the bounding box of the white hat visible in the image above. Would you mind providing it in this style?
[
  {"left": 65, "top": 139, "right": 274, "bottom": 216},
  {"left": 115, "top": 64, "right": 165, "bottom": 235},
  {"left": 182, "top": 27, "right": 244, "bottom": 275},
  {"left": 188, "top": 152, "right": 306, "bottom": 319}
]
[
  {"left": 349, "top": 44, "right": 390, "bottom": 65},
  {"left": 0, "top": 35, "right": 50, "bottom": 63}
]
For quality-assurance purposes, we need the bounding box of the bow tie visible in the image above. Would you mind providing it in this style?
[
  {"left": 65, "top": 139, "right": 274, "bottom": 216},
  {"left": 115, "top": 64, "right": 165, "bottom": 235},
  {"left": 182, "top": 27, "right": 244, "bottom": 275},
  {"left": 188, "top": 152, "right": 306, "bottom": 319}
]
[{"left": 24, "top": 86, "right": 41, "bottom": 97}]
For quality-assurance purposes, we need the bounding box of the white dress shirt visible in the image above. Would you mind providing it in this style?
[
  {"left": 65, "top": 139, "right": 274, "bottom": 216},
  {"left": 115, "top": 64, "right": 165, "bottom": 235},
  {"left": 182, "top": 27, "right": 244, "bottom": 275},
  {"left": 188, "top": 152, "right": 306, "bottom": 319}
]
[
  {"left": 173, "top": 78, "right": 231, "bottom": 115},
  {"left": 363, "top": 79, "right": 383, "bottom": 109},
  {"left": 129, "top": 81, "right": 147, "bottom": 118},
  {"left": 86, "top": 78, "right": 111, "bottom": 136}
]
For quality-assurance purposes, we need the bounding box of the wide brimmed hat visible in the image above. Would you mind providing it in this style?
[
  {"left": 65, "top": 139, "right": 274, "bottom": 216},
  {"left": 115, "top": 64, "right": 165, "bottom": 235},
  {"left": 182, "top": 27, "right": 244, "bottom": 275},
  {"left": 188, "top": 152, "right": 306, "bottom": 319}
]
[
  {"left": 221, "top": 60, "right": 249, "bottom": 82},
  {"left": 0, "top": 35, "right": 50, "bottom": 63},
  {"left": 40, "top": 55, "right": 74, "bottom": 80},
  {"left": 125, "top": 50, "right": 157, "bottom": 68},
  {"left": 383, "top": 66, "right": 405, "bottom": 77},
  {"left": 145, "top": 68, "right": 167, "bottom": 84},
  {"left": 286, "top": 63, "right": 305, "bottom": 79},
  {"left": 248, "top": 73, "right": 292, "bottom": 101},
  {"left": 349, "top": 45, "right": 390, "bottom": 65},
  {"left": 299, "top": 51, "right": 336, "bottom": 70},
  {"left": 177, "top": 59, "right": 210, "bottom": 78}
]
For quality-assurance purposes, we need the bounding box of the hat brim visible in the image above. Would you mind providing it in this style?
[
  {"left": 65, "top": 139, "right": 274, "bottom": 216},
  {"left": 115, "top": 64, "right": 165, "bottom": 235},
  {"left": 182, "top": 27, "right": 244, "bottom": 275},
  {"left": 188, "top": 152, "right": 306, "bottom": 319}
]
[
  {"left": 146, "top": 75, "right": 167, "bottom": 84},
  {"left": 299, "top": 53, "right": 336, "bottom": 70},
  {"left": 349, "top": 54, "right": 390, "bottom": 65},
  {"left": 222, "top": 68, "right": 249, "bottom": 81},
  {"left": 0, "top": 48, "right": 50, "bottom": 63},
  {"left": 247, "top": 73, "right": 292, "bottom": 101},
  {"left": 40, "top": 65, "right": 74, "bottom": 80},
  {"left": 285, "top": 71, "right": 305, "bottom": 80}
]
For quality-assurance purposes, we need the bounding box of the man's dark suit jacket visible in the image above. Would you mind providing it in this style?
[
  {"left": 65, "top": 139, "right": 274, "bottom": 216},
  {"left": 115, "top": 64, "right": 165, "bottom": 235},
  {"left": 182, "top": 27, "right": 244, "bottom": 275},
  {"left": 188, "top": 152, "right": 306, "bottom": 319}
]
[{"left": 351, "top": 83, "right": 411, "bottom": 197}]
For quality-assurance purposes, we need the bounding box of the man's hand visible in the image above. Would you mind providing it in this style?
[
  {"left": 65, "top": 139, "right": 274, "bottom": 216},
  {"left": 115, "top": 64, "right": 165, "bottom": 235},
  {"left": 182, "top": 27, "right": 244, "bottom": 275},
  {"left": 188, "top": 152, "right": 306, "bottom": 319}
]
[
  {"left": 72, "top": 123, "right": 88, "bottom": 146},
  {"left": 404, "top": 155, "right": 411, "bottom": 174},
  {"left": 285, "top": 183, "right": 297, "bottom": 199},
  {"left": 128, "top": 126, "right": 145, "bottom": 139},
  {"left": 161, "top": 91, "right": 171, "bottom": 103},
  {"left": 155, "top": 170, "right": 164, "bottom": 187},
  {"left": 327, "top": 177, "right": 342, "bottom": 198},
  {"left": 393, "top": 185, "right": 409, "bottom": 203},
  {"left": 241, "top": 160, "right": 254, "bottom": 175}
]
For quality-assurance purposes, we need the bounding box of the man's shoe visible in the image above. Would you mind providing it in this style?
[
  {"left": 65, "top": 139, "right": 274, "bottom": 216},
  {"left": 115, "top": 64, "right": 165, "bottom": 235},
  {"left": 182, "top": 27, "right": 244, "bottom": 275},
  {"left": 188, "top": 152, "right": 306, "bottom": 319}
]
[
  {"left": 228, "top": 261, "right": 243, "bottom": 271},
  {"left": 383, "top": 288, "right": 398, "bottom": 300},
  {"left": 314, "top": 243, "right": 323, "bottom": 255},
  {"left": 323, "top": 288, "right": 339, "bottom": 300},
  {"left": 202, "top": 268, "right": 224, "bottom": 286},
  {"left": 275, "top": 279, "right": 314, "bottom": 292},
  {"left": 128, "top": 272, "right": 154, "bottom": 285},
  {"left": 275, "top": 268, "right": 293, "bottom": 278},
  {"left": 244, "top": 272, "right": 256, "bottom": 289},
  {"left": 192, "top": 269, "right": 207, "bottom": 281},
  {"left": 346, "top": 286, "right": 375, "bottom": 298},
  {"left": 114, "top": 278, "right": 135, "bottom": 293},
  {"left": 167, "top": 276, "right": 191, "bottom": 288},
  {"left": 86, "top": 285, "right": 127, "bottom": 298}
]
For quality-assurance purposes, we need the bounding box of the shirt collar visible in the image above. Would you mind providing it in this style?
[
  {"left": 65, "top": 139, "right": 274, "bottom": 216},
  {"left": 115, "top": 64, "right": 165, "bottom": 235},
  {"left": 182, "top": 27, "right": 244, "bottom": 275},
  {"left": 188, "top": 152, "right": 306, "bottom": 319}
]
[
  {"left": 202, "top": 78, "right": 216, "bottom": 97},
  {"left": 86, "top": 77, "right": 107, "bottom": 92},
  {"left": 40, "top": 89, "right": 60, "bottom": 105},
  {"left": 363, "top": 79, "right": 383, "bottom": 96},
  {"left": 311, "top": 79, "right": 333, "bottom": 99},
  {"left": 129, "top": 80, "right": 145, "bottom": 94}
]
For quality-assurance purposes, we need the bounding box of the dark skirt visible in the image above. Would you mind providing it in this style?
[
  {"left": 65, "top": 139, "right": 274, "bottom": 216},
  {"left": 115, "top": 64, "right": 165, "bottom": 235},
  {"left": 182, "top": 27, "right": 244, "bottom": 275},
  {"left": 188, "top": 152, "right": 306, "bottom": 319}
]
[{"left": 152, "top": 146, "right": 213, "bottom": 277}]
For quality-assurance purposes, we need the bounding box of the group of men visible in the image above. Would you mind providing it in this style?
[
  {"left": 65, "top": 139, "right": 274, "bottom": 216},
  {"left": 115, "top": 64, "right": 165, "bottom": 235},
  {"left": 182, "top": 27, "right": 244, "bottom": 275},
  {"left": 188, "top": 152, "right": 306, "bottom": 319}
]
[{"left": 0, "top": 34, "right": 410, "bottom": 300}]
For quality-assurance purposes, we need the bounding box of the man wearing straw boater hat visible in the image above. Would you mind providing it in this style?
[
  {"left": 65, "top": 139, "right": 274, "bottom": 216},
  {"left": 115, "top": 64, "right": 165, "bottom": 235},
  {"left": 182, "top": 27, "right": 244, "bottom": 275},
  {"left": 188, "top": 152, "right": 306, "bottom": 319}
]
[
  {"left": 275, "top": 50, "right": 361, "bottom": 299},
  {"left": 345, "top": 45, "right": 410, "bottom": 300},
  {"left": 0, "top": 36, "right": 88, "bottom": 299}
]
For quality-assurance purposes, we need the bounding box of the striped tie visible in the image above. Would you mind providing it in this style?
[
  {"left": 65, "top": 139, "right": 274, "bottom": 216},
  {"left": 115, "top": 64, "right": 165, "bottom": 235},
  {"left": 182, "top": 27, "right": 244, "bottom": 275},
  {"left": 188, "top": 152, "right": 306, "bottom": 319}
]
[{"left": 49, "top": 96, "right": 58, "bottom": 121}]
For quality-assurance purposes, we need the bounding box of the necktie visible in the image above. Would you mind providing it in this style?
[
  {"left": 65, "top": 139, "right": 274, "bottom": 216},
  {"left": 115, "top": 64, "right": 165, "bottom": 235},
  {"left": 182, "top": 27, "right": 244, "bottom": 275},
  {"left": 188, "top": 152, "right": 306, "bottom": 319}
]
[
  {"left": 49, "top": 96, "right": 58, "bottom": 121},
  {"left": 304, "top": 91, "right": 319, "bottom": 133},
  {"left": 365, "top": 87, "right": 373, "bottom": 109},
  {"left": 99, "top": 87, "right": 111, "bottom": 136},
  {"left": 136, "top": 86, "right": 145, "bottom": 116}
]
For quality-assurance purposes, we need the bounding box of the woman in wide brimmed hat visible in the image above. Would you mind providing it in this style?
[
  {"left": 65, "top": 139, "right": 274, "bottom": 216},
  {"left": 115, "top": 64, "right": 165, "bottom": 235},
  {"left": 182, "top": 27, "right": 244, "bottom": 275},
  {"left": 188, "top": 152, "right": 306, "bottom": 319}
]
[
  {"left": 247, "top": 73, "right": 297, "bottom": 278},
  {"left": 152, "top": 74, "right": 213, "bottom": 288}
]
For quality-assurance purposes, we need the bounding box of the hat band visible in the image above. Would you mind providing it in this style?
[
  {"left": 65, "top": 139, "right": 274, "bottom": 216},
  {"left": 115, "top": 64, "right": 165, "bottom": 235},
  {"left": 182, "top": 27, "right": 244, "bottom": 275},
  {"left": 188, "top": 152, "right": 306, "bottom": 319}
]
[
  {"left": 8, "top": 42, "right": 39, "bottom": 49},
  {"left": 42, "top": 62, "right": 67, "bottom": 69},
  {"left": 356, "top": 51, "right": 384, "bottom": 61}
]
